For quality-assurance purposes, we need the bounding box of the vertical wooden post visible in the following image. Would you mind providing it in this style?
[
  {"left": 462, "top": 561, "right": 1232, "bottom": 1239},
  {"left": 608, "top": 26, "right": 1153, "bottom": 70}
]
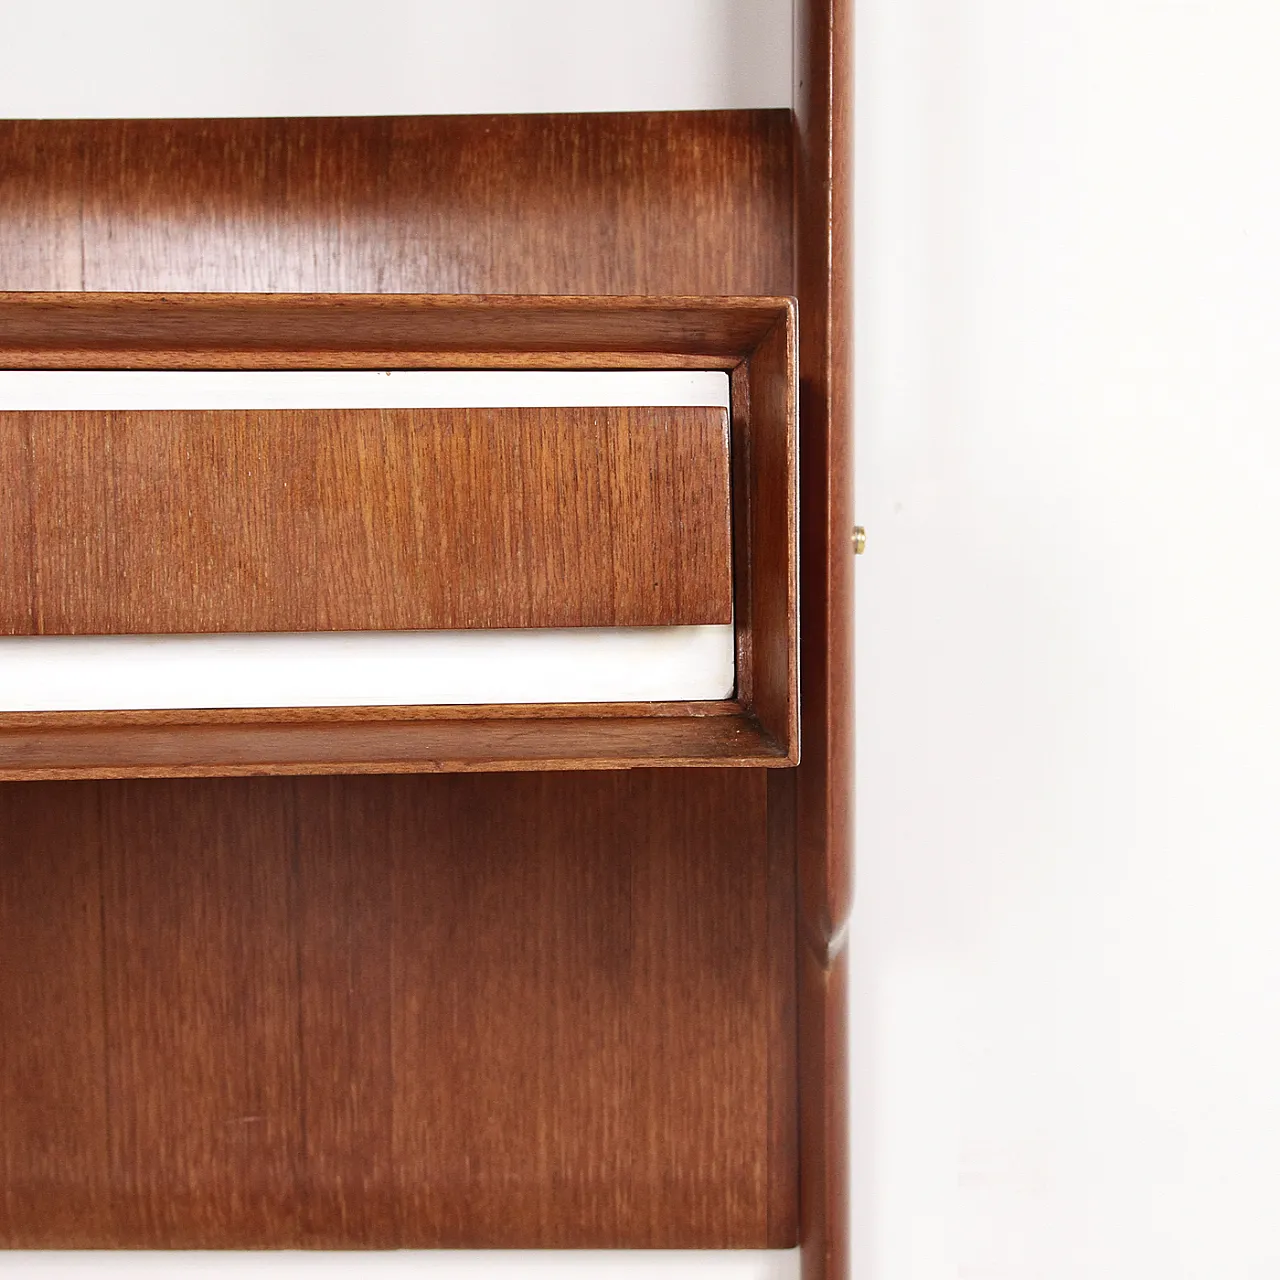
[{"left": 795, "top": 0, "right": 854, "bottom": 1276}]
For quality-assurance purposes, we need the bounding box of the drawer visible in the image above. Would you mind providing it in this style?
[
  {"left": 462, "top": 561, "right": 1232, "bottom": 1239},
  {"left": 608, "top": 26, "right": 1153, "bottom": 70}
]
[
  {"left": 0, "top": 401, "right": 733, "bottom": 636},
  {"left": 0, "top": 293, "right": 796, "bottom": 777}
]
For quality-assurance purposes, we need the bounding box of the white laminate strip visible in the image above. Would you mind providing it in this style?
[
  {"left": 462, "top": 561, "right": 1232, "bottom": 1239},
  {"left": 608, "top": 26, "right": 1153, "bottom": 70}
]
[
  {"left": 0, "top": 370, "right": 729, "bottom": 411},
  {"left": 0, "top": 626, "right": 736, "bottom": 713}
]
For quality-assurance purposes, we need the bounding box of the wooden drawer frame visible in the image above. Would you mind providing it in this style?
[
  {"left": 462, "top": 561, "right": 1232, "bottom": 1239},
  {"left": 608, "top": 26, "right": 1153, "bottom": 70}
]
[{"left": 0, "top": 293, "right": 796, "bottom": 779}]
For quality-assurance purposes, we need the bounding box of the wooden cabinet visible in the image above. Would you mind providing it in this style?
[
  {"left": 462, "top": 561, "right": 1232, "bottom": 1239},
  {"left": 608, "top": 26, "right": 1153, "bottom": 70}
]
[{"left": 0, "top": 3, "right": 850, "bottom": 1273}]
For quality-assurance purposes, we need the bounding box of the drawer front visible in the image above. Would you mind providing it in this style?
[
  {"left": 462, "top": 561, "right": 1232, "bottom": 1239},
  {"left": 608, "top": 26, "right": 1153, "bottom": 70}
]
[{"left": 0, "top": 404, "right": 732, "bottom": 635}]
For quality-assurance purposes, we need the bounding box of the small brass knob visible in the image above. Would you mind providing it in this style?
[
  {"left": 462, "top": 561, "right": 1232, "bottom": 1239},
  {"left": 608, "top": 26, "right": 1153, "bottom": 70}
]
[{"left": 853, "top": 526, "right": 867, "bottom": 555}]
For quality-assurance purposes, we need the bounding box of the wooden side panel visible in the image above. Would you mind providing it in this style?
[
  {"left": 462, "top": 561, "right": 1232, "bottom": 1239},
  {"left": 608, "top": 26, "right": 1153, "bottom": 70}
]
[
  {"left": 0, "top": 405, "right": 732, "bottom": 635},
  {"left": 746, "top": 315, "right": 800, "bottom": 754}
]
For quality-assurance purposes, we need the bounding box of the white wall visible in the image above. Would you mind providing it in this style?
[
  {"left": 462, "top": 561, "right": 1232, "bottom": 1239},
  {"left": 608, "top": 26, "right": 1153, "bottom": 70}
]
[
  {"left": 0, "top": 0, "right": 790, "bottom": 117},
  {"left": 854, "top": 1, "right": 1280, "bottom": 1276}
]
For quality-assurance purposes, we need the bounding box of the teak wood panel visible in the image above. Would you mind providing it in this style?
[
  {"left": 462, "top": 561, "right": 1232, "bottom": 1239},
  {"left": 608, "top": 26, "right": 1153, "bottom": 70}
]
[
  {"left": 0, "top": 405, "right": 732, "bottom": 635},
  {"left": 0, "top": 112, "right": 793, "bottom": 298},
  {"left": 0, "top": 771, "right": 788, "bottom": 1247},
  {"left": 0, "top": 107, "right": 803, "bottom": 1253}
]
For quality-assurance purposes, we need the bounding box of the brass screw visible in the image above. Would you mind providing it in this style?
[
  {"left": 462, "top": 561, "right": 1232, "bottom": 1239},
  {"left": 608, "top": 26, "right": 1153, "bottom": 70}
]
[{"left": 853, "top": 526, "right": 867, "bottom": 555}]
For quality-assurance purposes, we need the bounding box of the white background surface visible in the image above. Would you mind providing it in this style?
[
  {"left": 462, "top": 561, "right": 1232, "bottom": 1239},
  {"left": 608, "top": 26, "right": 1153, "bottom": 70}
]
[
  {"left": 6, "top": 0, "right": 1280, "bottom": 1278},
  {"left": 854, "top": 1, "right": 1280, "bottom": 1276},
  {"left": 0, "top": 0, "right": 790, "bottom": 118}
]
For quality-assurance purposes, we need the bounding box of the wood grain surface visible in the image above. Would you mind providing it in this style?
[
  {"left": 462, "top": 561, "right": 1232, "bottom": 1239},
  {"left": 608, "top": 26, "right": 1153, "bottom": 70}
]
[
  {"left": 0, "top": 710, "right": 788, "bottom": 782},
  {"left": 795, "top": 1, "right": 854, "bottom": 1276},
  {"left": 0, "top": 291, "right": 789, "bottom": 369},
  {"left": 796, "top": 0, "right": 854, "bottom": 992},
  {"left": 0, "top": 785, "right": 112, "bottom": 1244},
  {"left": 0, "top": 113, "right": 792, "bottom": 298},
  {"left": 0, "top": 771, "right": 783, "bottom": 1247},
  {"left": 743, "top": 315, "right": 800, "bottom": 755},
  {"left": 0, "top": 108, "right": 802, "bottom": 1250},
  {"left": 0, "top": 405, "right": 732, "bottom": 635}
]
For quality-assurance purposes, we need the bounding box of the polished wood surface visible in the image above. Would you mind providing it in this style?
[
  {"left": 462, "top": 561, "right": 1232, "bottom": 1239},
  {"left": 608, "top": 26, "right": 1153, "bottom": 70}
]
[
  {"left": 743, "top": 316, "right": 800, "bottom": 753},
  {"left": 0, "top": 404, "right": 732, "bottom": 635},
  {"left": 799, "top": 934, "right": 850, "bottom": 1280},
  {"left": 796, "top": 0, "right": 854, "bottom": 983},
  {"left": 794, "top": 0, "right": 854, "bottom": 1276},
  {"left": 0, "top": 291, "right": 789, "bottom": 368},
  {"left": 0, "top": 771, "right": 783, "bottom": 1247},
  {"left": 0, "top": 108, "right": 802, "bottom": 1248},
  {"left": 0, "top": 113, "right": 792, "bottom": 298},
  {"left": 0, "top": 785, "right": 111, "bottom": 1241},
  {"left": 0, "top": 710, "right": 788, "bottom": 782}
]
